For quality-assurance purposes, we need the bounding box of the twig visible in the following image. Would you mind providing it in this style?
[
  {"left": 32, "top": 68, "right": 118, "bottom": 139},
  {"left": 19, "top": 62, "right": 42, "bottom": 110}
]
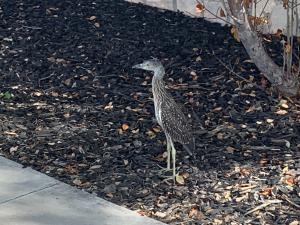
[
  {"left": 281, "top": 194, "right": 300, "bottom": 209},
  {"left": 22, "top": 25, "right": 42, "bottom": 30},
  {"left": 38, "top": 72, "right": 55, "bottom": 86},
  {"left": 243, "top": 145, "right": 281, "bottom": 151},
  {"left": 195, "top": 0, "right": 234, "bottom": 26},
  {"left": 245, "top": 199, "right": 282, "bottom": 215},
  {"left": 212, "top": 53, "right": 250, "bottom": 83}
]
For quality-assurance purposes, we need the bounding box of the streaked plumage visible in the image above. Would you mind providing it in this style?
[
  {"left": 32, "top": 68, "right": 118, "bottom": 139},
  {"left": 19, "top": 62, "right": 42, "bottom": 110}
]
[
  {"left": 152, "top": 77, "right": 195, "bottom": 154},
  {"left": 132, "top": 58, "right": 195, "bottom": 183}
]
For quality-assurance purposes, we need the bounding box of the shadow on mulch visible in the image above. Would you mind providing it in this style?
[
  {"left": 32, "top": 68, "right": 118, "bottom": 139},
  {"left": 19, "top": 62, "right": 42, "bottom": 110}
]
[{"left": 0, "top": 0, "right": 299, "bottom": 224}]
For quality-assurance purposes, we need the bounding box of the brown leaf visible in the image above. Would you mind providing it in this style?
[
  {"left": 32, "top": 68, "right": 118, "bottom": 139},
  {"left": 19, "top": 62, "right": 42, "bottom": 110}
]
[
  {"left": 219, "top": 8, "right": 226, "bottom": 17},
  {"left": 50, "top": 91, "right": 59, "bottom": 97},
  {"left": 190, "top": 71, "right": 198, "bottom": 80},
  {"left": 285, "top": 176, "right": 296, "bottom": 186},
  {"left": 189, "top": 207, "right": 205, "bottom": 220},
  {"left": 260, "top": 187, "right": 273, "bottom": 196},
  {"left": 275, "top": 29, "right": 283, "bottom": 38},
  {"left": 283, "top": 0, "right": 288, "bottom": 9},
  {"left": 240, "top": 167, "right": 251, "bottom": 176},
  {"left": 243, "top": 0, "right": 252, "bottom": 8},
  {"left": 182, "top": 172, "right": 190, "bottom": 179},
  {"left": 248, "top": 15, "right": 269, "bottom": 26},
  {"left": 121, "top": 123, "right": 129, "bottom": 131},
  {"left": 63, "top": 78, "right": 72, "bottom": 86},
  {"left": 226, "top": 146, "right": 235, "bottom": 153},
  {"left": 146, "top": 130, "right": 156, "bottom": 139},
  {"left": 72, "top": 178, "right": 82, "bottom": 186},
  {"left": 106, "top": 193, "right": 114, "bottom": 198},
  {"left": 284, "top": 43, "right": 291, "bottom": 53},
  {"left": 152, "top": 126, "right": 161, "bottom": 133},
  {"left": 196, "top": 3, "right": 205, "bottom": 13},
  {"left": 261, "top": 77, "right": 268, "bottom": 88},
  {"left": 231, "top": 26, "right": 240, "bottom": 42}
]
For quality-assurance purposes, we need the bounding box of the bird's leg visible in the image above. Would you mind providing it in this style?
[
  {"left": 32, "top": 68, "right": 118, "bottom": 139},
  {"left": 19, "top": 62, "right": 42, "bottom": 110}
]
[
  {"left": 155, "top": 136, "right": 172, "bottom": 173},
  {"left": 170, "top": 140, "right": 176, "bottom": 184},
  {"left": 159, "top": 140, "right": 177, "bottom": 184},
  {"left": 166, "top": 136, "right": 171, "bottom": 170}
]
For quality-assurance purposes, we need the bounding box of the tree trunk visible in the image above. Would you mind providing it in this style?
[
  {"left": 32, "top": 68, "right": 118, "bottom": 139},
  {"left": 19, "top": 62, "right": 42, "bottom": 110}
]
[{"left": 225, "top": 0, "right": 299, "bottom": 97}]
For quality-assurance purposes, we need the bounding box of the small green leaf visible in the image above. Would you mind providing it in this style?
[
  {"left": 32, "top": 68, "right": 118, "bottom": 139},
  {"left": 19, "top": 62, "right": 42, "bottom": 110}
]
[
  {"left": 0, "top": 91, "right": 13, "bottom": 100},
  {"left": 175, "top": 174, "right": 185, "bottom": 185}
]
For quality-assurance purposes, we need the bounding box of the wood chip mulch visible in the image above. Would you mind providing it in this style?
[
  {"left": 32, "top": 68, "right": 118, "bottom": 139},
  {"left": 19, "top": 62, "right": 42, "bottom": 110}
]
[{"left": 0, "top": 0, "right": 299, "bottom": 224}]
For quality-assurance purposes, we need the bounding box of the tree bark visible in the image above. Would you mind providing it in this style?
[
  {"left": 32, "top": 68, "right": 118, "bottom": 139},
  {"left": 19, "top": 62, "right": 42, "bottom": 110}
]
[{"left": 225, "top": 0, "right": 299, "bottom": 97}]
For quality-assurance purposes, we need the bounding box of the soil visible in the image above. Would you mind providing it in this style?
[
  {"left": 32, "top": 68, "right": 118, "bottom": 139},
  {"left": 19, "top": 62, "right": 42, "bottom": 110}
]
[{"left": 0, "top": 0, "right": 300, "bottom": 224}]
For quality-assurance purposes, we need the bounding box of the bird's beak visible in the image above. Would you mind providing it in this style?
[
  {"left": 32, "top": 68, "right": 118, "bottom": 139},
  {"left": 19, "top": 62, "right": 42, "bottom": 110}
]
[{"left": 132, "top": 63, "right": 143, "bottom": 69}]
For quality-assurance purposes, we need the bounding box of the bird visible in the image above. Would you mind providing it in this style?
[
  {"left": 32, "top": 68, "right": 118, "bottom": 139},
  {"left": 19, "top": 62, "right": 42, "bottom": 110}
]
[{"left": 132, "top": 58, "right": 195, "bottom": 183}]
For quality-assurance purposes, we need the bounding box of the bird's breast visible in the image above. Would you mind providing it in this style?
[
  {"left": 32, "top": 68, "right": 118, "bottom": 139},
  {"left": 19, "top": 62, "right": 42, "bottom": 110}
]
[{"left": 153, "top": 95, "right": 163, "bottom": 126}]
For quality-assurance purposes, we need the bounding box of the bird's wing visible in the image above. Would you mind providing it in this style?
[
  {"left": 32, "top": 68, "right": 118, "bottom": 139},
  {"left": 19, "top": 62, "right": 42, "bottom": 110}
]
[{"left": 160, "top": 98, "right": 195, "bottom": 154}]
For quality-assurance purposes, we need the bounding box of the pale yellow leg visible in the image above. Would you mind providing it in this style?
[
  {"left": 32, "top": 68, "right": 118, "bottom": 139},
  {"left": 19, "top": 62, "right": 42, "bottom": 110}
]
[
  {"left": 166, "top": 136, "right": 171, "bottom": 170},
  {"left": 170, "top": 139, "right": 176, "bottom": 184}
]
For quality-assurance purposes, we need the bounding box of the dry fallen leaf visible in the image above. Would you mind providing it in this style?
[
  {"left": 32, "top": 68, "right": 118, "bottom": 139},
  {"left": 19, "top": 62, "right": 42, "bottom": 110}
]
[
  {"left": 219, "top": 8, "right": 226, "bottom": 17},
  {"left": 189, "top": 207, "right": 205, "bottom": 220},
  {"left": 154, "top": 211, "right": 166, "bottom": 218},
  {"left": 285, "top": 176, "right": 296, "bottom": 186},
  {"left": 104, "top": 102, "right": 113, "bottom": 110},
  {"left": 73, "top": 178, "right": 82, "bottom": 186},
  {"left": 240, "top": 167, "right": 251, "bottom": 176},
  {"left": 122, "top": 123, "right": 129, "bottom": 131},
  {"left": 123, "top": 159, "right": 129, "bottom": 166},
  {"left": 231, "top": 26, "right": 240, "bottom": 42},
  {"left": 279, "top": 99, "right": 289, "bottom": 109},
  {"left": 131, "top": 128, "right": 139, "bottom": 134},
  {"left": 276, "top": 109, "right": 288, "bottom": 115},
  {"left": 176, "top": 174, "right": 185, "bottom": 185},
  {"left": 275, "top": 29, "right": 283, "bottom": 38},
  {"left": 226, "top": 146, "right": 235, "bottom": 153},
  {"left": 51, "top": 91, "right": 59, "bottom": 97},
  {"left": 283, "top": 0, "right": 288, "bottom": 9},
  {"left": 196, "top": 3, "right": 205, "bottom": 13},
  {"left": 88, "top": 15, "right": 97, "bottom": 21},
  {"left": 284, "top": 43, "right": 291, "bottom": 53},
  {"left": 260, "top": 187, "right": 273, "bottom": 196},
  {"left": 146, "top": 130, "right": 156, "bottom": 139},
  {"left": 190, "top": 71, "right": 198, "bottom": 80},
  {"left": 152, "top": 126, "right": 161, "bottom": 133},
  {"left": 243, "top": 0, "right": 251, "bottom": 8},
  {"left": 9, "top": 146, "right": 19, "bottom": 154},
  {"left": 106, "top": 193, "right": 114, "bottom": 198},
  {"left": 182, "top": 172, "right": 190, "bottom": 179}
]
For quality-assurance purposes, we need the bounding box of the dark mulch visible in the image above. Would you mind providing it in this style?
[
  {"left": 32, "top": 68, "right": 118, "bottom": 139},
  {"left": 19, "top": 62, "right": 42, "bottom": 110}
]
[{"left": 0, "top": 0, "right": 300, "bottom": 224}]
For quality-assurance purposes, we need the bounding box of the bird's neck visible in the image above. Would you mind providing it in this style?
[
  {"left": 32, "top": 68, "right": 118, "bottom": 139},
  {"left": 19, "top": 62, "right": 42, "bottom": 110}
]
[
  {"left": 152, "top": 69, "right": 167, "bottom": 98},
  {"left": 153, "top": 67, "right": 165, "bottom": 79}
]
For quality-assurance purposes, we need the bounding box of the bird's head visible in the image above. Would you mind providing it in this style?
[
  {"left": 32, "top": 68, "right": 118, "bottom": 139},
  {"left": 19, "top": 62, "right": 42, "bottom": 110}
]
[{"left": 132, "top": 58, "right": 164, "bottom": 75}]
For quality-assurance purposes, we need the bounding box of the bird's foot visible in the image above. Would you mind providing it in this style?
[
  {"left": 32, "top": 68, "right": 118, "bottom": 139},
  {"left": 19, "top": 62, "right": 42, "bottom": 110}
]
[
  {"left": 154, "top": 164, "right": 172, "bottom": 175},
  {"left": 160, "top": 173, "right": 181, "bottom": 185}
]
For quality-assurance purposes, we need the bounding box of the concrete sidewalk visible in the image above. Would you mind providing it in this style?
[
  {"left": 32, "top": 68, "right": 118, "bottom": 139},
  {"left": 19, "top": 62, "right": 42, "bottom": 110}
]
[{"left": 0, "top": 156, "right": 166, "bottom": 225}]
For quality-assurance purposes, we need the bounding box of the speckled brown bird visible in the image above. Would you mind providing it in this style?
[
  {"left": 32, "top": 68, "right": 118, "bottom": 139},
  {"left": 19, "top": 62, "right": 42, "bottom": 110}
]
[{"left": 132, "top": 58, "right": 195, "bottom": 183}]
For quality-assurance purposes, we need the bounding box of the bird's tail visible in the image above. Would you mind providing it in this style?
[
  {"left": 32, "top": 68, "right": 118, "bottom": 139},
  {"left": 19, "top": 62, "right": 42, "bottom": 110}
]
[{"left": 182, "top": 138, "right": 195, "bottom": 156}]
